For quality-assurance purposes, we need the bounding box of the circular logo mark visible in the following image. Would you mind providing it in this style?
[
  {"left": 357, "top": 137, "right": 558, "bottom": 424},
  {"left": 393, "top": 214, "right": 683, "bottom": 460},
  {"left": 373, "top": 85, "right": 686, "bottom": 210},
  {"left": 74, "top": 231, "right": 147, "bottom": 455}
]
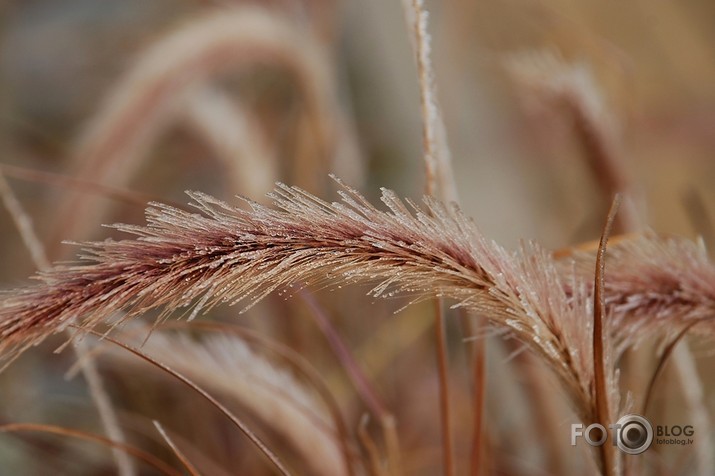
[{"left": 616, "top": 414, "right": 653, "bottom": 455}]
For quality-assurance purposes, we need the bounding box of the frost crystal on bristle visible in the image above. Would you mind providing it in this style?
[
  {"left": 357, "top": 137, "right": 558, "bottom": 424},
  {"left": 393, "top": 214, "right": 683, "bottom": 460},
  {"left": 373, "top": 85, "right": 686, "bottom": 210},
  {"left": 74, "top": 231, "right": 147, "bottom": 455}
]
[{"left": 1, "top": 182, "right": 714, "bottom": 423}]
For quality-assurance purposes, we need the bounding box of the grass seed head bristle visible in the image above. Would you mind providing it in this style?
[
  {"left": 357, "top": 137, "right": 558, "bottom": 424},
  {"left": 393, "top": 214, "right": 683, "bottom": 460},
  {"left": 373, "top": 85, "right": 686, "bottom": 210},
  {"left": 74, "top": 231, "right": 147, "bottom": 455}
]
[
  {"left": 564, "top": 233, "right": 715, "bottom": 354},
  {"left": 2, "top": 182, "right": 715, "bottom": 426}
]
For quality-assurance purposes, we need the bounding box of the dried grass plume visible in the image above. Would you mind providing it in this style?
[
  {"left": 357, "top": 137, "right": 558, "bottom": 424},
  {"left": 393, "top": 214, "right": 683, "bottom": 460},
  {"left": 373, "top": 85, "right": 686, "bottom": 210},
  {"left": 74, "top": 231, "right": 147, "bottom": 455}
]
[{"left": 2, "top": 180, "right": 714, "bottom": 427}]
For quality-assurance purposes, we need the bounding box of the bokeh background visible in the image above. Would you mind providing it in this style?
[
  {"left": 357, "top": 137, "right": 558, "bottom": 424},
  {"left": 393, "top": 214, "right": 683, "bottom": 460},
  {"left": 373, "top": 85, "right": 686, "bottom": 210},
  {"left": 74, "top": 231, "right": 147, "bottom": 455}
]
[{"left": 0, "top": 1, "right": 714, "bottom": 474}]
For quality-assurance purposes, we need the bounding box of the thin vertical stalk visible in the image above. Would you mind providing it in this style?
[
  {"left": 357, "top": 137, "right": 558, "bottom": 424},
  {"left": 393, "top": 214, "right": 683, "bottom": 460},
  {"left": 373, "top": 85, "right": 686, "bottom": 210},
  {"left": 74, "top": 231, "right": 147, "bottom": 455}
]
[
  {"left": 434, "top": 301, "right": 455, "bottom": 476},
  {"left": 402, "top": 0, "right": 458, "bottom": 203},
  {"left": 466, "top": 313, "right": 486, "bottom": 476},
  {"left": 401, "top": 1, "right": 462, "bottom": 474},
  {"left": 593, "top": 195, "right": 621, "bottom": 476}
]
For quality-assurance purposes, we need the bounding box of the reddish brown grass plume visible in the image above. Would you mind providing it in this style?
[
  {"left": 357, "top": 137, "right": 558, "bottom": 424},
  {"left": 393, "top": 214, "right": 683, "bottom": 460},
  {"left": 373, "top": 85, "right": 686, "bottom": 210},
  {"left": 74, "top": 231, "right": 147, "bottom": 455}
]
[{"left": 2, "top": 2, "right": 715, "bottom": 475}]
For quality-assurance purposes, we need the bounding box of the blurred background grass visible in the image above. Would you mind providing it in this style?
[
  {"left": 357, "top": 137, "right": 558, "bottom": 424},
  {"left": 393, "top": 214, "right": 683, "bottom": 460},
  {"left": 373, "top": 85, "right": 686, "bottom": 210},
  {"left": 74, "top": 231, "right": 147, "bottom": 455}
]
[{"left": 0, "top": 1, "right": 714, "bottom": 474}]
